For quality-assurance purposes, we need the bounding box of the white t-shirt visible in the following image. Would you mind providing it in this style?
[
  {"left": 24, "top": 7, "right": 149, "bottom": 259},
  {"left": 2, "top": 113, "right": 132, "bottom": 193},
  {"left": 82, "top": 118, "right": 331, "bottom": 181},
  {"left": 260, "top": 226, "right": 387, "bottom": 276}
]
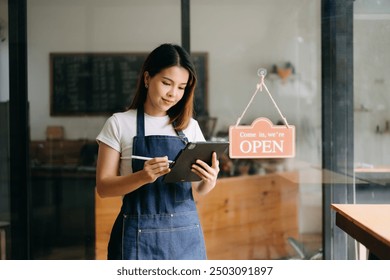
[{"left": 96, "top": 109, "right": 205, "bottom": 175}]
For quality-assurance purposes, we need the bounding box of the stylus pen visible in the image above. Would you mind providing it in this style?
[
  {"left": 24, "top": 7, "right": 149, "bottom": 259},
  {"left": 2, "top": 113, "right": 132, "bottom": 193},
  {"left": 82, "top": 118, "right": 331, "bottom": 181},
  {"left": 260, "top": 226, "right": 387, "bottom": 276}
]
[{"left": 131, "top": 155, "right": 174, "bottom": 164}]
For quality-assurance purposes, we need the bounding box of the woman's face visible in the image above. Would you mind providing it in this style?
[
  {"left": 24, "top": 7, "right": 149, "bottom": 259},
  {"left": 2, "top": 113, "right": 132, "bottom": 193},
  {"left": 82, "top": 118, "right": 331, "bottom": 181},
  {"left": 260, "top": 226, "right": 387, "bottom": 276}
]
[{"left": 143, "top": 66, "right": 189, "bottom": 116}]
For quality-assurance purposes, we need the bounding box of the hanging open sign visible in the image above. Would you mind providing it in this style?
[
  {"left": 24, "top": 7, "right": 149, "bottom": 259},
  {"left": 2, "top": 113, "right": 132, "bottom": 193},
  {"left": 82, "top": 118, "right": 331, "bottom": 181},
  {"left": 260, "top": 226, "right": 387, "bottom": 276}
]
[{"left": 229, "top": 117, "right": 295, "bottom": 158}]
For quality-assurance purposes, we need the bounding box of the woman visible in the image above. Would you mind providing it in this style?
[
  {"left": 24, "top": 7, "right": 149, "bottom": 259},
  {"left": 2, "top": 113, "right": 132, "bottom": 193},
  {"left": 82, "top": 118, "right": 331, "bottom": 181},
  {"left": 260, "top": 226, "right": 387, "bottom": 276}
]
[{"left": 96, "top": 43, "right": 220, "bottom": 260}]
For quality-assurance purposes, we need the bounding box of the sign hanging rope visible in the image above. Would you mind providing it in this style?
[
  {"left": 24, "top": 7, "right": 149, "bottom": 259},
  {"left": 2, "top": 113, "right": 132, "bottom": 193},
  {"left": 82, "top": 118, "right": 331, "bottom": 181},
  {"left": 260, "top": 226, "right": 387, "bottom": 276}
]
[{"left": 235, "top": 68, "right": 290, "bottom": 128}]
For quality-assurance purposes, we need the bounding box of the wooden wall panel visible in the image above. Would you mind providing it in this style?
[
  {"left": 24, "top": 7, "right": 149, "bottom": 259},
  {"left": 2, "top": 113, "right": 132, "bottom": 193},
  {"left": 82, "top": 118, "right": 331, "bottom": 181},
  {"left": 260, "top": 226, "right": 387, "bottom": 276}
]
[
  {"left": 194, "top": 174, "right": 299, "bottom": 260},
  {"left": 95, "top": 173, "right": 299, "bottom": 260},
  {"left": 94, "top": 191, "right": 121, "bottom": 260}
]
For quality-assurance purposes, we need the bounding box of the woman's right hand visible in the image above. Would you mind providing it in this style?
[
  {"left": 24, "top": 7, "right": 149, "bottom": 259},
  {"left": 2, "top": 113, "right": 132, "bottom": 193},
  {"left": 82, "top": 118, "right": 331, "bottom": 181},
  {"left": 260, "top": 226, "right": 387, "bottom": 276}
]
[
  {"left": 141, "top": 156, "right": 171, "bottom": 183},
  {"left": 96, "top": 143, "right": 170, "bottom": 197}
]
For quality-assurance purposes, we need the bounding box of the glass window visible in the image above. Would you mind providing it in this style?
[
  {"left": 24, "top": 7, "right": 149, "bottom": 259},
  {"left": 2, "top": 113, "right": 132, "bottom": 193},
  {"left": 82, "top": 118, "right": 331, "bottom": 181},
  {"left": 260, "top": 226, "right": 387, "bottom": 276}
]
[
  {"left": 191, "top": 0, "right": 322, "bottom": 260},
  {"left": 353, "top": 0, "right": 390, "bottom": 258},
  {"left": 27, "top": 0, "right": 181, "bottom": 259}
]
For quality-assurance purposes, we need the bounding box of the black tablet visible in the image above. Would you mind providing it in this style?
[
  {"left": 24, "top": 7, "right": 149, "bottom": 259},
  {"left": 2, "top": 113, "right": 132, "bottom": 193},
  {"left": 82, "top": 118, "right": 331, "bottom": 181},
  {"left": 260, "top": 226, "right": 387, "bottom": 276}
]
[{"left": 163, "top": 141, "right": 229, "bottom": 183}]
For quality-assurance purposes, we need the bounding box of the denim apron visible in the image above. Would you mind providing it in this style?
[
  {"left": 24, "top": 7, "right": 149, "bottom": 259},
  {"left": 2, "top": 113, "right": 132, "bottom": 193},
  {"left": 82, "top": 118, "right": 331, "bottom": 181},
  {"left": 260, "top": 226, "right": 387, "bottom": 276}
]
[{"left": 107, "top": 108, "right": 207, "bottom": 260}]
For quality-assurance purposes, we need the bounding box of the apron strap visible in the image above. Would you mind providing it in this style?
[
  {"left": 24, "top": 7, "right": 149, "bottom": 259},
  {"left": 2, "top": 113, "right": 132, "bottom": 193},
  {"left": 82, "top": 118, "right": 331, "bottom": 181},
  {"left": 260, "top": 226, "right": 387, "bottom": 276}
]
[
  {"left": 174, "top": 124, "right": 185, "bottom": 137},
  {"left": 136, "top": 107, "right": 146, "bottom": 136},
  {"left": 172, "top": 121, "right": 188, "bottom": 144}
]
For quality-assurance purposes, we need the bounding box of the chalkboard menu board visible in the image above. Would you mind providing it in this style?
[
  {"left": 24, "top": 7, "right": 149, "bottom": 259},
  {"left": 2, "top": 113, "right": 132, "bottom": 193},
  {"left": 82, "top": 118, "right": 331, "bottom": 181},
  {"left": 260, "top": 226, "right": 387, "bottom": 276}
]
[
  {"left": 192, "top": 54, "right": 208, "bottom": 116},
  {"left": 50, "top": 52, "right": 208, "bottom": 116}
]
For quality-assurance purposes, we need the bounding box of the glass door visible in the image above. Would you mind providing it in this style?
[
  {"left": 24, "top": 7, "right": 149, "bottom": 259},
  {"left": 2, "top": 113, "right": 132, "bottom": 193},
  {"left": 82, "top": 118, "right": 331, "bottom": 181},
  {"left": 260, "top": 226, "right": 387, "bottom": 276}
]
[
  {"left": 353, "top": 0, "right": 390, "bottom": 259},
  {"left": 191, "top": 0, "right": 323, "bottom": 260},
  {"left": 27, "top": 0, "right": 181, "bottom": 259}
]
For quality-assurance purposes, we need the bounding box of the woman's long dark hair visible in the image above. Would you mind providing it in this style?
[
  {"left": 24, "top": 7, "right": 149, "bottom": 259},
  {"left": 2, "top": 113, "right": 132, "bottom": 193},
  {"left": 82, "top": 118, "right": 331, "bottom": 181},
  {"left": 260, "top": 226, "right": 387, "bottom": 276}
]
[{"left": 129, "top": 43, "right": 197, "bottom": 131}]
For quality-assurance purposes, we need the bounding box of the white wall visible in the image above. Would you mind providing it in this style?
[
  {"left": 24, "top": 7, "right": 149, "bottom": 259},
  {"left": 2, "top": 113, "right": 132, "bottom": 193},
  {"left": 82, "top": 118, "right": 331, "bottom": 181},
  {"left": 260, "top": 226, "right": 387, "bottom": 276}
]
[
  {"left": 27, "top": 0, "right": 181, "bottom": 140},
  {"left": 192, "top": 0, "right": 321, "bottom": 164},
  {"left": 24, "top": 0, "right": 390, "bottom": 168},
  {"left": 27, "top": 0, "right": 322, "bottom": 165},
  {"left": 354, "top": 16, "right": 390, "bottom": 166}
]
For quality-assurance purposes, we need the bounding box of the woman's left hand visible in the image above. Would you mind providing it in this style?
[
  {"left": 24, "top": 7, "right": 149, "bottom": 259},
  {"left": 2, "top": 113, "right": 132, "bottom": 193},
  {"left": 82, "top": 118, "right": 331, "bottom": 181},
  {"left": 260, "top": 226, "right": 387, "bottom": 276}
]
[{"left": 191, "top": 152, "right": 220, "bottom": 194}]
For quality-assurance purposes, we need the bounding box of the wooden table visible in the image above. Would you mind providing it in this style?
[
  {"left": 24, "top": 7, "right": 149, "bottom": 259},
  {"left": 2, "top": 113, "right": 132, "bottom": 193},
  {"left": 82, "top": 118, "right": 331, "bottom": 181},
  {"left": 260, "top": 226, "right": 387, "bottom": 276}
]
[{"left": 331, "top": 204, "right": 390, "bottom": 259}]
